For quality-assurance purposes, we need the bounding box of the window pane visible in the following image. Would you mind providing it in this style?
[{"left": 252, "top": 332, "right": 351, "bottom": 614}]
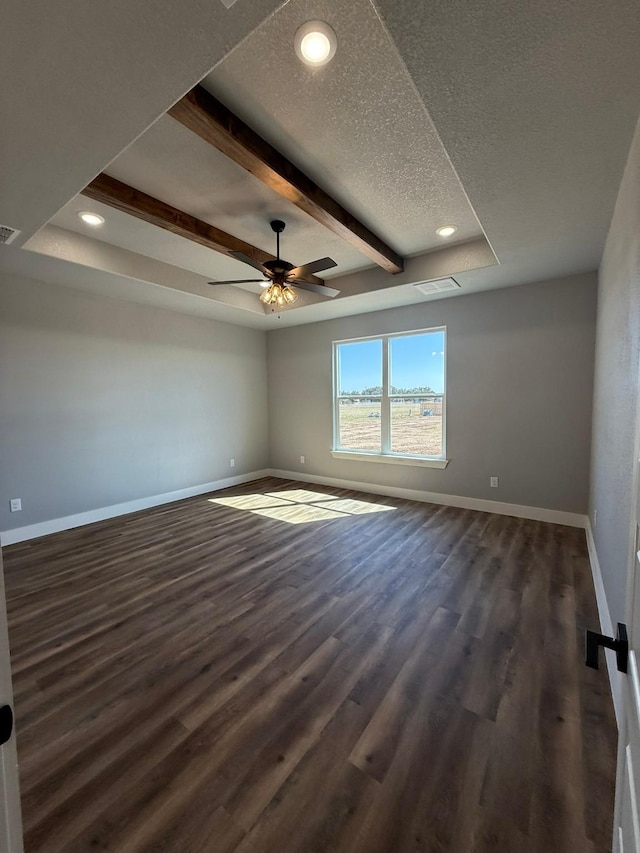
[
  {"left": 390, "top": 398, "right": 443, "bottom": 456},
  {"left": 389, "top": 332, "right": 444, "bottom": 394},
  {"left": 337, "top": 340, "right": 382, "bottom": 396},
  {"left": 338, "top": 399, "right": 381, "bottom": 452}
]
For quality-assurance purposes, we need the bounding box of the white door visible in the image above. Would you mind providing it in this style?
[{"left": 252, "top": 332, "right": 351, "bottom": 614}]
[
  {"left": 0, "top": 550, "right": 23, "bottom": 853},
  {"left": 613, "top": 418, "right": 640, "bottom": 851}
]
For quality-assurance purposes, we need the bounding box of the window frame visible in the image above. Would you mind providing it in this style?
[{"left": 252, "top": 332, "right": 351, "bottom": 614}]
[{"left": 331, "top": 327, "right": 448, "bottom": 468}]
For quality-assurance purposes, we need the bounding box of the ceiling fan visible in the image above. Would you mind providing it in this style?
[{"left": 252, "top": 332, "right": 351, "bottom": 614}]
[{"left": 208, "top": 219, "right": 340, "bottom": 306}]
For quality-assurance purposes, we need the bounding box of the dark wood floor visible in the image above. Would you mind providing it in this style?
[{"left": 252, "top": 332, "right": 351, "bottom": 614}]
[{"left": 2, "top": 477, "right": 617, "bottom": 852}]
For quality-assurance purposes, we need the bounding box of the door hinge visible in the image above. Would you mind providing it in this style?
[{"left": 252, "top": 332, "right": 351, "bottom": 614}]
[{"left": 585, "top": 623, "right": 628, "bottom": 674}]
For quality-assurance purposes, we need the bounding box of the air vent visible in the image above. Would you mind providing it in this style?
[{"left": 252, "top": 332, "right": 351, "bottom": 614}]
[
  {"left": 0, "top": 225, "right": 19, "bottom": 245},
  {"left": 413, "top": 277, "right": 461, "bottom": 295},
  {"left": 0, "top": 225, "right": 20, "bottom": 245}
]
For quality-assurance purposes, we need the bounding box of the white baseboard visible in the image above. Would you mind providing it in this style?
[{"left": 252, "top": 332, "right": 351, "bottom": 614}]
[
  {"left": 0, "top": 470, "right": 271, "bottom": 546},
  {"left": 585, "top": 519, "right": 622, "bottom": 727},
  {"left": 2, "top": 468, "right": 587, "bottom": 548},
  {"left": 267, "top": 468, "right": 588, "bottom": 528}
]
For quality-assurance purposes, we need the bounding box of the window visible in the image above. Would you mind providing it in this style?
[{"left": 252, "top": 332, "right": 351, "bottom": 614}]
[{"left": 332, "top": 328, "right": 447, "bottom": 466}]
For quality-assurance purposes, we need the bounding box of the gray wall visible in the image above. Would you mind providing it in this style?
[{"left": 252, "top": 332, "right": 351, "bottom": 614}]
[
  {"left": 0, "top": 264, "right": 600, "bottom": 535},
  {"left": 268, "top": 273, "right": 597, "bottom": 514},
  {"left": 0, "top": 273, "right": 269, "bottom": 533},
  {"left": 590, "top": 115, "right": 640, "bottom": 622}
]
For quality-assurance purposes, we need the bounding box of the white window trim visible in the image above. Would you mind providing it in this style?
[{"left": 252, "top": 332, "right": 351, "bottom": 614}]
[
  {"left": 332, "top": 327, "right": 448, "bottom": 466},
  {"left": 330, "top": 450, "right": 449, "bottom": 468}
]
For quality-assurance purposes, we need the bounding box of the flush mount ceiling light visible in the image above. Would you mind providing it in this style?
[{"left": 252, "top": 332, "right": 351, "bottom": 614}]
[
  {"left": 436, "top": 225, "right": 457, "bottom": 238},
  {"left": 295, "top": 21, "right": 337, "bottom": 67},
  {"left": 78, "top": 211, "right": 105, "bottom": 227}
]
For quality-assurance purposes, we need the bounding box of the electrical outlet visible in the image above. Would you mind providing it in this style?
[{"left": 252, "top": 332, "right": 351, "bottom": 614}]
[
  {"left": 593, "top": 509, "right": 597, "bottom": 527},
  {"left": 490, "top": 477, "right": 499, "bottom": 488},
  {"left": 10, "top": 498, "right": 22, "bottom": 512},
  {"left": 300, "top": 455, "right": 305, "bottom": 464},
  {"left": 230, "top": 458, "right": 235, "bottom": 468}
]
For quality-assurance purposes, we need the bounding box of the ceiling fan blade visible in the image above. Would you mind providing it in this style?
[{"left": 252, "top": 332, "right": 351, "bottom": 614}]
[
  {"left": 208, "top": 279, "right": 268, "bottom": 285},
  {"left": 289, "top": 257, "right": 338, "bottom": 279},
  {"left": 228, "top": 251, "right": 270, "bottom": 275},
  {"left": 292, "top": 280, "right": 340, "bottom": 298}
]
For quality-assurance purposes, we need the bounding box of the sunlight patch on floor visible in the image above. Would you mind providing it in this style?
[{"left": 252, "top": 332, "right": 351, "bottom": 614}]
[
  {"left": 312, "top": 498, "right": 395, "bottom": 515},
  {"left": 208, "top": 490, "right": 395, "bottom": 524},
  {"left": 251, "top": 504, "right": 348, "bottom": 524},
  {"left": 209, "top": 494, "right": 294, "bottom": 510},
  {"left": 264, "top": 489, "right": 341, "bottom": 504}
]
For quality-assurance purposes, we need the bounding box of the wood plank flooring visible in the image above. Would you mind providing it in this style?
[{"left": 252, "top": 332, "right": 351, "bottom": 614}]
[{"left": 2, "top": 478, "right": 617, "bottom": 852}]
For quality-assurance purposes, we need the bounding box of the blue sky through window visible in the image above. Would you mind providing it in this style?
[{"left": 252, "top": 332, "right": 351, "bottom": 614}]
[
  {"left": 338, "top": 331, "right": 444, "bottom": 394},
  {"left": 338, "top": 340, "right": 382, "bottom": 393}
]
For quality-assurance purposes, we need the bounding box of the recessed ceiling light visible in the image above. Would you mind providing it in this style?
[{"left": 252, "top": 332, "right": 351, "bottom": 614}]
[
  {"left": 436, "top": 225, "right": 457, "bottom": 238},
  {"left": 78, "top": 211, "right": 105, "bottom": 227},
  {"left": 295, "top": 21, "right": 337, "bottom": 67}
]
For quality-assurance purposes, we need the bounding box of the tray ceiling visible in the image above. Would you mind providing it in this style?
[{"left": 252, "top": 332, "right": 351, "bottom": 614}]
[{"left": 2, "top": 0, "right": 640, "bottom": 328}]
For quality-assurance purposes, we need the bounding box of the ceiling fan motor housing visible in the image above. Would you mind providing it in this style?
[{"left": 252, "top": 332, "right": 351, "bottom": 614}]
[{"left": 264, "top": 259, "right": 294, "bottom": 275}]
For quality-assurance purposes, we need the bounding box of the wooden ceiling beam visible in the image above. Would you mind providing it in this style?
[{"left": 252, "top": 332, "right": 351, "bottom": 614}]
[
  {"left": 168, "top": 85, "right": 404, "bottom": 275},
  {"left": 81, "top": 173, "right": 324, "bottom": 285}
]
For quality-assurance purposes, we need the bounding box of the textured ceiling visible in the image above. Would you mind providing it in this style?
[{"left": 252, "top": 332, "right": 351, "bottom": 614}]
[
  {"left": 48, "top": 0, "right": 482, "bottom": 286},
  {"left": 204, "top": 0, "right": 482, "bottom": 257},
  {"left": 375, "top": 0, "right": 640, "bottom": 290},
  {"left": 0, "top": 0, "right": 286, "bottom": 242},
  {"left": 51, "top": 117, "right": 373, "bottom": 280},
  {"left": 2, "top": 0, "right": 640, "bottom": 329}
]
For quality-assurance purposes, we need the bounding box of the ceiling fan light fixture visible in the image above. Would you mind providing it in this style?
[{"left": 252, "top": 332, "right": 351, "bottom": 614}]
[
  {"left": 260, "top": 282, "right": 297, "bottom": 306},
  {"left": 295, "top": 21, "right": 337, "bottom": 67}
]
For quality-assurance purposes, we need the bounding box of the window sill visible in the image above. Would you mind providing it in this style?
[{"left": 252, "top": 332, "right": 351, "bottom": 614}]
[{"left": 331, "top": 450, "right": 449, "bottom": 469}]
